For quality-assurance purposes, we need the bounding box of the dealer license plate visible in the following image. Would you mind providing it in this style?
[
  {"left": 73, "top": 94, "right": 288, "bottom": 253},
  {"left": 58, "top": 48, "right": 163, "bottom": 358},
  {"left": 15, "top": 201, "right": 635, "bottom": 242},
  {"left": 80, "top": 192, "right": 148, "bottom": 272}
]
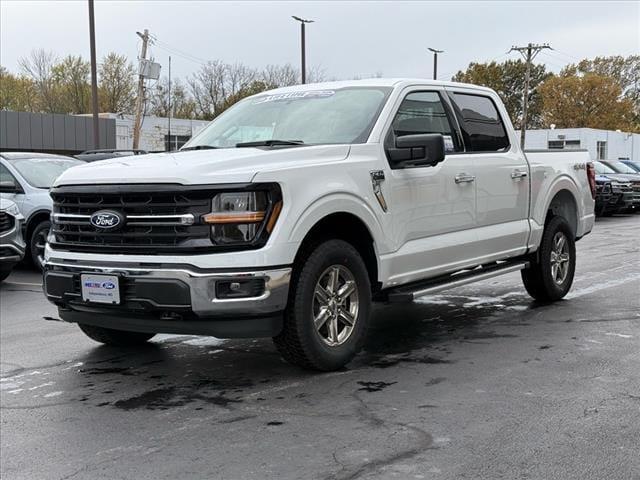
[{"left": 80, "top": 274, "right": 120, "bottom": 304}]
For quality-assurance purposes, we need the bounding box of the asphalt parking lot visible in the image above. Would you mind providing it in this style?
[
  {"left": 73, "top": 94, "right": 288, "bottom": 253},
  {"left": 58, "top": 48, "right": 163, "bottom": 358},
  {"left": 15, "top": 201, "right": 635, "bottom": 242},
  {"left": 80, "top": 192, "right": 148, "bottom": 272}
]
[{"left": 1, "top": 215, "right": 639, "bottom": 480}]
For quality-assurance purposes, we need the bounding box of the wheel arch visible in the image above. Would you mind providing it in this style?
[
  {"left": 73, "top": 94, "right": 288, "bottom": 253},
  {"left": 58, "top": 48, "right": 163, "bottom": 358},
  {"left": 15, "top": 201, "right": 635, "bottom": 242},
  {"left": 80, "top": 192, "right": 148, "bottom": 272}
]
[
  {"left": 25, "top": 209, "right": 52, "bottom": 240},
  {"left": 291, "top": 207, "right": 383, "bottom": 292}
]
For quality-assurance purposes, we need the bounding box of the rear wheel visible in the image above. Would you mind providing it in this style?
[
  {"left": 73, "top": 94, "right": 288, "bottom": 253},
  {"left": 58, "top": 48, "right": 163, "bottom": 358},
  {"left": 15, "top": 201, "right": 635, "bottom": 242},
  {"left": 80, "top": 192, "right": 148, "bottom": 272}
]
[
  {"left": 521, "top": 216, "right": 576, "bottom": 302},
  {"left": 273, "top": 239, "right": 371, "bottom": 371},
  {"left": 78, "top": 324, "right": 156, "bottom": 346}
]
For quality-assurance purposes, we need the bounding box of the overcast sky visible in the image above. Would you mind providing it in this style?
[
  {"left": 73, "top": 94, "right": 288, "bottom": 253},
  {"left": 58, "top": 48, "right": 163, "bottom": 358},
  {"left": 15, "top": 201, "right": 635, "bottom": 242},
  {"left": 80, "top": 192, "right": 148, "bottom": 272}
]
[{"left": 1, "top": 1, "right": 638, "bottom": 83}]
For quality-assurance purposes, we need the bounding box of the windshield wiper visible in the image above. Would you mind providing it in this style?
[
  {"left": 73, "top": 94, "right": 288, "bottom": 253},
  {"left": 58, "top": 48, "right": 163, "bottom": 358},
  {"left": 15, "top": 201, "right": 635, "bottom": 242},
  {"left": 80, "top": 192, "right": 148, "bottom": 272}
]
[
  {"left": 180, "top": 145, "right": 219, "bottom": 151},
  {"left": 235, "top": 139, "right": 305, "bottom": 148}
]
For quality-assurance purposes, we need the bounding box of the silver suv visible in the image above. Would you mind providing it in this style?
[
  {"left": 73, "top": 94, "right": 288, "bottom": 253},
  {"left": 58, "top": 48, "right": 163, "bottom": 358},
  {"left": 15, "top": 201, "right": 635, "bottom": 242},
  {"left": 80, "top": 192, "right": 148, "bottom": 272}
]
[
  {"left": 0, "top": 198, "right": 25, "bottom": 282},
  {"left": 0, "top": 153, "right": 84, "bottom": 268}
]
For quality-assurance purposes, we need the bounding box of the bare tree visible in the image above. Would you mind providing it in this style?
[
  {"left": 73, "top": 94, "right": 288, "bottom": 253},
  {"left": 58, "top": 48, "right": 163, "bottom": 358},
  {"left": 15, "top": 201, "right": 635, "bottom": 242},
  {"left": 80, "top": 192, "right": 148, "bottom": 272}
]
[
  {"left": 149, "top": 77, "right": 196, "bottom": 119},
  {"left": 261, "top": 64, "right": 298, "bottom": 88},
  {"left": 18, "top": 49, "right": 59, "bottom": 112}
]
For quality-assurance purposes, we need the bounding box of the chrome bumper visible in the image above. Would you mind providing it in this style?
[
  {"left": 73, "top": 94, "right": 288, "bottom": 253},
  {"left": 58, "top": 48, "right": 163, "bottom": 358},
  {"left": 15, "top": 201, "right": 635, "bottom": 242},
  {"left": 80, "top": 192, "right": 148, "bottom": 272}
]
[{"left": 44, "top": 259, "right": 291, "bottom": 317}]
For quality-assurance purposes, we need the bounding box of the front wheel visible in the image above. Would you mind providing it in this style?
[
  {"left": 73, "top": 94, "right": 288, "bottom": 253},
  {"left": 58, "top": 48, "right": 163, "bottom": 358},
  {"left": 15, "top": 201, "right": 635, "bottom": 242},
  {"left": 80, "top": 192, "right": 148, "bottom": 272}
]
[
  {"left": 30, "top": 220, "right": 50, "bottom": 270},
  {"left": 273, "top": 239, "right": 371, "bottom": 371},
  {"left": 521, "top": 216, "right": 576, "bottom": 302},
  {"left": 78, "top": 324, "right": 156, "bottom": 346}
]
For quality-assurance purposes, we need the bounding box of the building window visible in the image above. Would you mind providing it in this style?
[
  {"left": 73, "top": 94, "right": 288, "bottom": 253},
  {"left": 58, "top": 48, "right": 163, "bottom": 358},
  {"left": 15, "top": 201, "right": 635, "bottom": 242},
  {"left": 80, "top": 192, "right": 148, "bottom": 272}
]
[
  {"left": 596, "top": 141, "right": 607, "bottom": 160},
  {"left": 165, "top": 135, "right": 191, "bottom": 151},
  {"left": 548, "top": 139, "right": 580, "bottom": 150}
]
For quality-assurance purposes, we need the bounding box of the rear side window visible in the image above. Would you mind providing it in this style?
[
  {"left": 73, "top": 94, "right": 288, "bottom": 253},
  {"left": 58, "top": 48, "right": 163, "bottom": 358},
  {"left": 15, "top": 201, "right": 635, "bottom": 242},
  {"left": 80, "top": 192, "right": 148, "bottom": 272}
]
[
  {"left": 451, "top": 93, "right": 509, "bottom": 152},
  {"left": 389, "top": 91, "right": 460, "bottom": 152}
]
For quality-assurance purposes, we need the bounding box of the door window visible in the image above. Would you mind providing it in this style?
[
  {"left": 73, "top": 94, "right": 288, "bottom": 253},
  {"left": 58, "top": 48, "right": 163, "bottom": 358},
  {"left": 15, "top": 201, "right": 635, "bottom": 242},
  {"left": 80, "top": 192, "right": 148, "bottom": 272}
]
[
  {"left": 388, "top": 91, "right": 460, "bottom": 153},
  {"left": 451, "top": 93, "right": 510, "bottom": 152}
]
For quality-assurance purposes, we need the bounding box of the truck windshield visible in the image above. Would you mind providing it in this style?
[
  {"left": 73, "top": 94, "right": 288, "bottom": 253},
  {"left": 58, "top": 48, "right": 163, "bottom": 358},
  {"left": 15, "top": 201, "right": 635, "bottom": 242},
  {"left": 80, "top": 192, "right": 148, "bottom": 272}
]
[
  {"left": 594, "top": 161, "right": 617, "bottom": 175},
  {"left": 184, "top": 87, "right": 391, "bottom": 149}
]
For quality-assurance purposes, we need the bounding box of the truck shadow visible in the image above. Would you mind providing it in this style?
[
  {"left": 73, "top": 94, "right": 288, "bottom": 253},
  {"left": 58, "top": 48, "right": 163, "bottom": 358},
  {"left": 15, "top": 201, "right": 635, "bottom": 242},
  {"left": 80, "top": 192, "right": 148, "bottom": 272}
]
[{"left": 59, "top": 287, "right": 537, "bottom": 411}]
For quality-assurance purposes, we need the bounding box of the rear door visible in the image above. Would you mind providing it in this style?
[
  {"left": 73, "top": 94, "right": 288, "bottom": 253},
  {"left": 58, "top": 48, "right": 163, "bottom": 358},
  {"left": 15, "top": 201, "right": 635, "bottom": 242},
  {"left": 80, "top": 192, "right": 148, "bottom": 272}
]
[
  {"left": 382, "top": 88, "right": 478, "bottom": 285},
  {"left": 447, "top": 89, "right": 530, "bottom": 259}
]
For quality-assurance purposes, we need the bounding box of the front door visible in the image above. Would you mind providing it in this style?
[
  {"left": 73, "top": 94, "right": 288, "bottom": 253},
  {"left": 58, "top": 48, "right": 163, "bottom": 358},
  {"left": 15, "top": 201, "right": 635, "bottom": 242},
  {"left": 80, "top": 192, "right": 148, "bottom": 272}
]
[{"left": 382, "top": 89, "right": 478, "bottom": 286}]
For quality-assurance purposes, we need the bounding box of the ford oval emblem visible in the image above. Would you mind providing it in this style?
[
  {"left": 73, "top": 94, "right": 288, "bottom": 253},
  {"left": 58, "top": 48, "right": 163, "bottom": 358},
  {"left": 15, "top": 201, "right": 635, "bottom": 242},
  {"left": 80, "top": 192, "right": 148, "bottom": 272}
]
[
  {"left": 90, "top": 210, "right": 124, "bottom": 230},
  {"left": 102, "top": 281, "right": 116, "bottom": 289}
]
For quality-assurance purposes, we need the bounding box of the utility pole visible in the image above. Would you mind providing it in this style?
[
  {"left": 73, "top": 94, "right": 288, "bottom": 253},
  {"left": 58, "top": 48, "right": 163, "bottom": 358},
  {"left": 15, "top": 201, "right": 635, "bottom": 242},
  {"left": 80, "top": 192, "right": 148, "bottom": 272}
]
[
  {"left": 509, "top": 42, "right": 551, "bottom": 149},
  {"left": 292, "top": 16, "right": 314, "bottom": 84},
  {"left": 167, "top": 55, "right": 172, "bottom": 151},
  {"left": 428, "top": 47, "right": 443, "bottom": 80},
  {"left": 88, "top": 0, "right": 100, "bottom": 149},
  {"left": 133, "top": 29, "right": 150, "bottom": 150}
]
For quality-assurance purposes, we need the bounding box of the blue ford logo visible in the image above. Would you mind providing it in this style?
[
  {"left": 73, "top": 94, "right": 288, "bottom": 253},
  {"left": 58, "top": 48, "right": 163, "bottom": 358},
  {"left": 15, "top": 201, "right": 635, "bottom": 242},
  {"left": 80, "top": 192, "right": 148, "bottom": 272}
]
[
  {"left": 101, "top": 281, "right": 116, "bottom": 289},
  {"left": 90, "top": 210, "right": 124, "bottom": 230}
]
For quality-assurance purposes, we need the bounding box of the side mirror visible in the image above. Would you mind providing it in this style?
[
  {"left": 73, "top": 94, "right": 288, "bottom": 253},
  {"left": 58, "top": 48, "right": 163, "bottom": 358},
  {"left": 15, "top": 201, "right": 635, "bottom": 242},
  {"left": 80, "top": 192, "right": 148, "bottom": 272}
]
[
  {"left": 0, "top": 180, "right": 21, "bottom": 194},
  {"left": 387, "top": 133, "right": 446, "bottom": 168}
]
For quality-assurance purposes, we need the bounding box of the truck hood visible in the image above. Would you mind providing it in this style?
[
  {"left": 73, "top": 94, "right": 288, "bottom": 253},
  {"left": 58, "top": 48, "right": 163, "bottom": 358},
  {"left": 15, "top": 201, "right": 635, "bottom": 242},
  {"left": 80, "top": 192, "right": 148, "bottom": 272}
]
[
  {"left": 54, "top": 145, "right": 351, "bottom": 186},
  {"left": 598, "top": 173, "right": 636, "bottom": 184}
]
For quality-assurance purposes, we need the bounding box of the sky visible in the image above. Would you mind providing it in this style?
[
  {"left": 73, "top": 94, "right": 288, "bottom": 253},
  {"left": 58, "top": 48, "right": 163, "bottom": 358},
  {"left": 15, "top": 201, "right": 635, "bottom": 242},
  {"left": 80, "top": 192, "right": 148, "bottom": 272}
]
[{"left": 1, "top": 1, "right": 638, "bottom": 83}]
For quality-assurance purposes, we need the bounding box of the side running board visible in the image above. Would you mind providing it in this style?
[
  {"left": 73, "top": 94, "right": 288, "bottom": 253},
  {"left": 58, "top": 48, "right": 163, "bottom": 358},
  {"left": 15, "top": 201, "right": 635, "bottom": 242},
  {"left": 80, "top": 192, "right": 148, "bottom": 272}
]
[{"left": 386, "top": 260, "right": 530, "bottom": 303}]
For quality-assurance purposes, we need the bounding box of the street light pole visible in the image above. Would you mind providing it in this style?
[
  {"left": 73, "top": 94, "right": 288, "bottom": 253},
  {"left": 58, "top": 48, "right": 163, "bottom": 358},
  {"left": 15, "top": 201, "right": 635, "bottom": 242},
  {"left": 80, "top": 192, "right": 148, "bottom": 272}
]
[
  {"left": 292, "top": 16, "right": 314, "bottom": 84},
  {"left": 428, "top": 47, "right": 444, "bottom": 80},
  {"left": 88, "top": 0, "right": 100, "bottom": 149}
]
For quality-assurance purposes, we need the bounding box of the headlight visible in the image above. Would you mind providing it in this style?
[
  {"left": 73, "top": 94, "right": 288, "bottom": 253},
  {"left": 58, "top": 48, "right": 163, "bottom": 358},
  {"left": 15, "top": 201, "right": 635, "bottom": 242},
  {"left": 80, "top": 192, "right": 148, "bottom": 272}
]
[
  {"left": 2, "top": 203, "right": 21, "bottom": 217},
  {"left": 202, "top": 190, "right": 282, "bottom": 245}
]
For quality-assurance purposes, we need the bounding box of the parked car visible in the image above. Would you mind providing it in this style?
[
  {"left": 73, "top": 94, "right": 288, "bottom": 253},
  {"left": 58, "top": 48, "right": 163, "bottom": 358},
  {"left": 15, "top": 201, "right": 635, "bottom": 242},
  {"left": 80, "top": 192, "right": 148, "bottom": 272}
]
[
  {"left": 0, "top": 153, "right": 85, "bottom": 268},
  {"left": 75, "top": 149, "right": 148, "bottom": 162},
  {"left": 620, "top": 160, "right": 640, "bottom": 173},
  {"left": 0, "top": 198, "right": 26, "bottom": 282},
  {"left": 43, "top": 79, "right": 595, "bottom": 371},
  {"left": 594, "top": 161, "right": 640, "bottom": 211}
]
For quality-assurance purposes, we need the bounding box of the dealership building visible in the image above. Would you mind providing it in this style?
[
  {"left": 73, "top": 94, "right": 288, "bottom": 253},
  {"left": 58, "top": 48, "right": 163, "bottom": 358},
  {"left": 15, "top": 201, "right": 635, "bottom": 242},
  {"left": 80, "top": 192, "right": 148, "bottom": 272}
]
[{"left": 519, "top": 128, "right": 640, "bottom": 162}]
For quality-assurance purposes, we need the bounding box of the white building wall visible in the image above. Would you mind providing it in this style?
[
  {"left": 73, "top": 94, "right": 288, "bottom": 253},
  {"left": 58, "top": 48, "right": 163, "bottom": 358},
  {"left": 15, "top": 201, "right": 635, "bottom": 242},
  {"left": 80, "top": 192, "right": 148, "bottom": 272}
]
[
  {"left": 517, "top": 128, "right": 639, "bottom": 162},
  {"left": 93, "top": 114, "right": 209, "bottom": 152}
]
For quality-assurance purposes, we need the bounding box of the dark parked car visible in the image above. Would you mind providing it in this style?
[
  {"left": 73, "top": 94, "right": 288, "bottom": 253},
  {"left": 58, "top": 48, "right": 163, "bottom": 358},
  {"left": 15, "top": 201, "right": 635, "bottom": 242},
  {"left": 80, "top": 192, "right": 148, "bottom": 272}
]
[
  {"left": 594, "top": 161, "right": 640, "bottom": 212},
  {"left": 74, "top": 149, "right": 148, "bottom": 162}
]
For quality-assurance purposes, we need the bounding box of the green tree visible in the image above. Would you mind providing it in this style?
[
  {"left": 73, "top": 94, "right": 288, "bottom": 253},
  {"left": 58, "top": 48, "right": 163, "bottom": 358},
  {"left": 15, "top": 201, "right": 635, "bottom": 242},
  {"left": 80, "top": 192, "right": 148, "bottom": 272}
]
[
  {"left": 0, "top": 66, "right": 39, "bottom": 111},
  {"left": 52, "top": 55, "right": 91, "bottom": 113},
  {"left": 452, "top": 59, "right": 552, "bottom": 128},
  {"left": 561, "top": 55, "right": 639, "bottom": 123},
  {"left": 539, "top": 74, "right": 636, "bottom": 132},
  {"left": 99, "top": 53, "right": 135, "bottom": 113}
]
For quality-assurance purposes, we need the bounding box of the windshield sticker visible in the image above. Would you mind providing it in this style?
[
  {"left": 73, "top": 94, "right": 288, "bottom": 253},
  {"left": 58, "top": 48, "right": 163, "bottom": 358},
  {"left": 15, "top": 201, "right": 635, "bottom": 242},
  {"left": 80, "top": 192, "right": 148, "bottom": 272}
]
[{"left": 253, "top": 90, "right": 335, "bottom": 104}]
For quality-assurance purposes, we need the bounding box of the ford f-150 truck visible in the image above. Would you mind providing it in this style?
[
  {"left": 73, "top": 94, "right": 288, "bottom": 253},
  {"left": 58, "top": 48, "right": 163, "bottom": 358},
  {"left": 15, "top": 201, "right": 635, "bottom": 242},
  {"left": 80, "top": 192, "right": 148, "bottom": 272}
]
[{"left": 43, "top": 79, "right": 596, "bottom": 370}]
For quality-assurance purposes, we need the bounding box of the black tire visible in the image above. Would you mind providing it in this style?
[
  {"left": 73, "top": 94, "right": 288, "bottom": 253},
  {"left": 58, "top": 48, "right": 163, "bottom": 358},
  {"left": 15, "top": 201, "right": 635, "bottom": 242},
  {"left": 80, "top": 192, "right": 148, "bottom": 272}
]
[
  {"left": 0, "top": 270, "right": 11, "bottom": 283},
  {"left": 273, "top": 239, "right": 371, "bottom": 371},
  {"left": 78, "top": 324, "right": 155, "bottom": 346},
  {"left": 521, "top": 216, "right": 576, "bottom": 302},
  {"left": 29, "top": 220, "right": 50, "bottom": 271}
]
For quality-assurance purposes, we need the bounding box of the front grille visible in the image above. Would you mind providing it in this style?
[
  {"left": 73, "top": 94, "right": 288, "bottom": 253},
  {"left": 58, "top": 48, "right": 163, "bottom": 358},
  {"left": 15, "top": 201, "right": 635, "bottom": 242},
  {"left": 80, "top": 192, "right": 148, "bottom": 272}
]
[
  {"left": 0, "top": 212, "right": 15, "bottom": 234},
  {"left": 50, "top": 185, "right": 213, "bottom": 254}
]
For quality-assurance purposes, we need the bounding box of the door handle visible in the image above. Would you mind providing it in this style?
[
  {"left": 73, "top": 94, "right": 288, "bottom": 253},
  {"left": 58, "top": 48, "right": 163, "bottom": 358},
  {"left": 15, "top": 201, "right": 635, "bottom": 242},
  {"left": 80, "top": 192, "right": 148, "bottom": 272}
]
[
  {"left": 511, "top": 169, "right": 528, "bottom": 179},
  {"left": 455, "top": 173, "right": 475, "bottom": 184}
]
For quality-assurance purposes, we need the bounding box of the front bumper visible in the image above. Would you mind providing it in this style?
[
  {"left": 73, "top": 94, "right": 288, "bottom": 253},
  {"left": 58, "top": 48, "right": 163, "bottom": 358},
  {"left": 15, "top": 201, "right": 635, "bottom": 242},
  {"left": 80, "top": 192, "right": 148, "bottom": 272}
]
[
  {"left": 43, "top": 259, "right": 291, "bottom": 338},
  {"left": 0, "top": 218, "right": 26, "bottom": 269}
]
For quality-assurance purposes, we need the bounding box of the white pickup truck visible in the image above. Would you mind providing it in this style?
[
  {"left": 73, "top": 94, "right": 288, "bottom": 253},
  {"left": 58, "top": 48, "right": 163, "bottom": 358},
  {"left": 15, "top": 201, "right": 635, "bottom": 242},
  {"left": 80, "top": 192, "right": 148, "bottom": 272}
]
[{"left": 44, "top": 79, "right": 595, "bottom": 370}]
